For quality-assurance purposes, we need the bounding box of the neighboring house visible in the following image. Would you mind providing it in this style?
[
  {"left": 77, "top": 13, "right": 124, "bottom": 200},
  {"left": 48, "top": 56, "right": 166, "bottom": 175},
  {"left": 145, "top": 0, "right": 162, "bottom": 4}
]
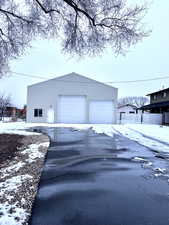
[
  {"left": 141, "top": 88, "right": 169, "bottom": 113},
  {"left": 118, "top": 104, "right": 138, "bottom": 114},
  {"left": 141, "top": 88, "right": 169, "bottom": 124},
  {"left": 27, "top": 72, "right": 118, "bottom": 124},
  {"left": 0, "top": 106, "right": 25, "bottom": 121},
  {"left": 18, "top": 105, "right": 27, "bottom": 119},
  {"left": 0, "top": 106, "right": 17, "bottom": 118}
]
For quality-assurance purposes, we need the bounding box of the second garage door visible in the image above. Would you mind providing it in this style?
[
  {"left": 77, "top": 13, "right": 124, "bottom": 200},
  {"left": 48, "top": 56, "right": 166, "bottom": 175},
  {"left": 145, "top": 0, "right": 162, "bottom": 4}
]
[
  {"left": 57, "top": 95, "right": 86, "bottom": 123},
  {"left": 89, "top": 100, "right": 113, "bottom": 124}
]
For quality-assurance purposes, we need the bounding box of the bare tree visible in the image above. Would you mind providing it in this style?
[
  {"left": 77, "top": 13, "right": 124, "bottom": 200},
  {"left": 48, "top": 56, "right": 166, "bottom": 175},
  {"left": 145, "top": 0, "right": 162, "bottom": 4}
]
[
  {"left": 0, "top": 93, "right": 11, "bottom": 120},
  {"left": 0, "top": 0, "right": 149, "bottom": 77},
  {"left": 118, "top": 96, "right": 149, "bottom": 108}
]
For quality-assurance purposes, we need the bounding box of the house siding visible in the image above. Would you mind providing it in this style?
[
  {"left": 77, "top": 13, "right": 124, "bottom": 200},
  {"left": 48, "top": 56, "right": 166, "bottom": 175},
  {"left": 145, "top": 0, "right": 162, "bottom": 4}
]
[{"left": 150, "top": 90, "right": 169, "bottom": 104}]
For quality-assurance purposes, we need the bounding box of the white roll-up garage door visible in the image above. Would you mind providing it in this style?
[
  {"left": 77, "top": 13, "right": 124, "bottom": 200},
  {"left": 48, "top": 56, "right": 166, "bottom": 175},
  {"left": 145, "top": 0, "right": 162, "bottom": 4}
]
[
  {"left": 89, "top": 100, "right": 113, "bottom": 124},
  {"left": 57, "top": 95, "right": 86, "bottom": 123}
]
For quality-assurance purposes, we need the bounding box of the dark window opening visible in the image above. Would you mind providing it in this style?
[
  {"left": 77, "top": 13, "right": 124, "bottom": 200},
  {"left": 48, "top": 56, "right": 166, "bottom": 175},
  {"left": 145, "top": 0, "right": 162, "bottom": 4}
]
[
  {"left": 39, "top": 109, "right": 42, "bottom": 117},
  {"left": 34, "top": 109, "right": 43, "bottom": 117},
  {"left": 34, "top": 109, "right": 38, "bottom": 117}
]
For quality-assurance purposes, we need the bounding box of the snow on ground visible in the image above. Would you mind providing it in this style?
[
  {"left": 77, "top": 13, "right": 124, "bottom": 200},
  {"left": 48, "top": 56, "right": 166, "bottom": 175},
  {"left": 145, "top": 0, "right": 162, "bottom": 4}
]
[
  {"left": 125, "top": 124, "right": 169, "bottom": 144},
  {"left": 1, "top": 142, "right": 49, "bottom": 179},
  {"left": 1, "top": 121, "right": 169, "bottom": 147},
  {"left": 0, "top": 202, "right": 29, "bottom": 225},
  {"left": 113, "top": 125, "right": 169, "bottom": 152},
  {"left": 1, "top": 121, "right": 169, "bottom": 153},
  {"left": 22, "top": 142, "right": 50, "bottom": 163},
  {"left": 1, "top": 162, "right": 25, "bottom": 179},
  {"left": 0, "top": 175, "right": 32, "bottom": 196},
  {"left": 0, "top": 122, "right": 115, "bottom": 136},
  {"left": 23, "top": 122, "right": 169, "bottom": 153},
  {"left": 0, "top": 132, "right": 49, "bottom": 225},
  {"left": 0, "top": 175, "right": 32, "bottom": 225},
  {"left": 0, "top": 122, "right": 40, "bottom": 135}
]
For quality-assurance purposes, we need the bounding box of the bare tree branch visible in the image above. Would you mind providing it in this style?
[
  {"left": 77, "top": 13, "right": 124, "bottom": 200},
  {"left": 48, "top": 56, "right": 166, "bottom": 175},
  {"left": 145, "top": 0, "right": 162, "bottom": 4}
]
[
  {"left": 35, "top": 0, "right": 60, "bottom": 14},
  {"left": 0, "top": 8, "right": 32, "bottom": 23},
  {"left": 118, "top": 96, "right": 149, "bottom": 108},
  {"left": 0, "top": 0, "right": 150, "bottom": 77},
  {"left": 0, "top": 93, "right": 11, "bottom": 120}
]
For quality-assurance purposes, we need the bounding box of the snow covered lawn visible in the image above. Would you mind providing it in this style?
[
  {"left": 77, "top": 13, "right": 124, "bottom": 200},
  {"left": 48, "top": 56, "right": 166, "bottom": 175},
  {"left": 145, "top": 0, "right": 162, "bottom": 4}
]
[
  {"left": 111, "top": 124, "right": 169, "bottom": 153},
  {"left": 124, "top": 124, "right": 169, "bottom": 144},
  {"left": 0, "top": 122, "right": 40, "bottom": 136},
  {"left": 0, "top": 131, "right": 49, "bottom": 225}
]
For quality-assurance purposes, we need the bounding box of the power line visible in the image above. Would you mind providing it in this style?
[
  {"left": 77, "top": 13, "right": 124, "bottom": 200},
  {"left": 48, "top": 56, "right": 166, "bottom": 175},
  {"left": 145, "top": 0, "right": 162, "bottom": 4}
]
[
  {"left": 10, "top": 71, "right": 169, "bottom": 84},
  {"left": 11, "top": 71, "right": 48, "bottom": 79},
  {"left": 108, "top": 76, "right": 169, "bottom": 84}
]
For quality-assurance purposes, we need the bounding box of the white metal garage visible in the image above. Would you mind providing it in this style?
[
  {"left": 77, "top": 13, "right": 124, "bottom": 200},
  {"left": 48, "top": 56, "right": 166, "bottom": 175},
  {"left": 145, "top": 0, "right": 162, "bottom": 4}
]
[
  {"left": 57, "top": 95, "right": 86, "bottom": 123},
  {"left": 89, "top": 100, "right": 114, "bottom": 124},
  {"left": 27, "top": 72, "right": 118, "bottom": 124}
]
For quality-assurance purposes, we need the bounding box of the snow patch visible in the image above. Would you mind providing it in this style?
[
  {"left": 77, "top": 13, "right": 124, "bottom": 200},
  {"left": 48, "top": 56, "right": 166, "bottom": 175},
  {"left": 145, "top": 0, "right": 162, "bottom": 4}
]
[
  {"left": 112, "top": 125, "right": 169, "bottom": 153},
  {"left": 154, "top": 168, "right": 167, "bottom": 173},
  {"left": 0, "top": 175, "right": 32, "bottom": 224},
  {"left": 142, "top": 162, "right": 153, "bottom": 168},
  {"left": 22, "top": 142, "right": 49, "bottom": 163},
  {"left": 0, "top": 122, "right": 40, "bottom": 135},
  {"left": 0, "top": 175, "right": 32, "bottom": 195},
  {"left": 132, "top": 157, "right": 148, "bottom": 162},
  {"left": 0, "top": 202, "right": 28, "bottom": 225},
  {"left": 0, "top": 162, "right": 25, "bottom": 179},
  {"left": 126, "top": 124, "right": 169, "bottom": 145}
]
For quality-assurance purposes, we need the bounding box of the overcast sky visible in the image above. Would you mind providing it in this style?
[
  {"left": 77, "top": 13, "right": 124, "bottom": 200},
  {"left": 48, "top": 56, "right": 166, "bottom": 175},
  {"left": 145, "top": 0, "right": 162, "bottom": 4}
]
[{"left": 0, "top": 0, "right": 169, "bottom": 108}]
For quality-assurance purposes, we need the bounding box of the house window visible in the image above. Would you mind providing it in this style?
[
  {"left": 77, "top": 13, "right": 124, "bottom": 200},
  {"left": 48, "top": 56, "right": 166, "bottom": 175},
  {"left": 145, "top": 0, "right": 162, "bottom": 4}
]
[
  {"left": 129, "top": 111, "right": 135, "bottom": 114},
  {"left": 153, "top": 95, "right": 157, "bottom": 100},
  {"left": 163, "top": 92, "right": 167, "bottom": 98},
  {"left": 34, "top": 109, "right": 43, "bottom": 117}
]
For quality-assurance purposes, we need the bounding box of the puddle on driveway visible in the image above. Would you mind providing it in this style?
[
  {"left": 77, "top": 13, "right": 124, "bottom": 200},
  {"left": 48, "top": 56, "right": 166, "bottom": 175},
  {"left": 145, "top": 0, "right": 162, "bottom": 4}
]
[{"left": 29, "top": 127, "right": 169, "bottom": 225}]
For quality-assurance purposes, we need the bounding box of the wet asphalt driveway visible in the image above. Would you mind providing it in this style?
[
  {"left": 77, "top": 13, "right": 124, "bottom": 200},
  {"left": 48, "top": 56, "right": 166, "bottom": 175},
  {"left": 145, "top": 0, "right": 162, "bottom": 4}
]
[{"left": 29, "top": 127, "right": 169, "bottom": 225}]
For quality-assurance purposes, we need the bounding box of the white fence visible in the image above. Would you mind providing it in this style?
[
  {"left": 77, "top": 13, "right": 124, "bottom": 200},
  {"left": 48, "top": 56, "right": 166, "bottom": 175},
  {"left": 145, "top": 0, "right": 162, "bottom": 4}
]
[
  {"left": 117, "top": 113, "right": 162, "bottom": 125},
  {"left": 164, "top": 112, "right": 169, "bottom": 124}
]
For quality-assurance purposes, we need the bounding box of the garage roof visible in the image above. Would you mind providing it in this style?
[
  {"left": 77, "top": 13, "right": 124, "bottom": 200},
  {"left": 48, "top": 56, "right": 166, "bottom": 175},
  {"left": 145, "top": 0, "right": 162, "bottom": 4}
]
[{"left": 28, "top": 72, "right": 117, "bottom": 90}]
